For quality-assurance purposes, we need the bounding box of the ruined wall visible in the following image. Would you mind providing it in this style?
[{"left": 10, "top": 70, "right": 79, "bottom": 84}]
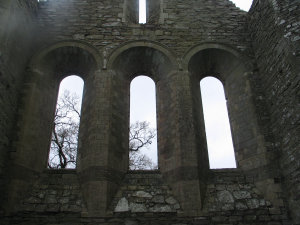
[
  {"left": 2, "top": 170, "right": 290, "bottom": 225},
  {"left": 0, "top": 0, "right": 299, "bottom": 224},
  {"left": 36, "top": 0, "right": 249, "bottom": 56},
  {"left": 0, "top": 0, "right": 37, "bottom": 214},
  {"left": 248, "top": 0, "right": 300, "bottom": 223}
]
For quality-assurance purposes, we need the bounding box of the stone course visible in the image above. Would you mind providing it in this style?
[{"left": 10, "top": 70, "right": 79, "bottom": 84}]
[
  {"left": 19, "top": 170, "right": 86, "bottom": 213},
  {"left": 112, "top": 171, "right": 181, "bottom": 213},
  {"left": 1, "top": 169, "right": 291, "bottom": 224}
]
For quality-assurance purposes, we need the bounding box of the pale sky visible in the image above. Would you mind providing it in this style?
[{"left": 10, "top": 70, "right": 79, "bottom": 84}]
[
  {"left": 130, "top": 76, "right": 158, "bottom": 164},
  {"left": 230, "top": 0, "right": 253, "bottom": 11},
  {"left": 200, "top": 77, "right": 236, "bottom": 168}
]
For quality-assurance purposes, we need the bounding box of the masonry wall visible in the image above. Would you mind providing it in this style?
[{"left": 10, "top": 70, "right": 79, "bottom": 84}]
[
  {"left": 2, "top": 170, "right": 291, "bottom": 225},
  {"left": 36, "top": 0, "right": 249, "bottom": 56},
  {"left": 248, "top": 0, "right": 300, "bottom": 223},
  {"left": 0, "top": 0, "right": 299, "bottom": 224},
  {"left": 0, "top": 0, "right": 37, "bottom": 214}
]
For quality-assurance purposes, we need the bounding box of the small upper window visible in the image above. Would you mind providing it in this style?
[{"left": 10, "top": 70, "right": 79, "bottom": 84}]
[{"left": 139, "top": 0, "right": 147, "bottom": 24}]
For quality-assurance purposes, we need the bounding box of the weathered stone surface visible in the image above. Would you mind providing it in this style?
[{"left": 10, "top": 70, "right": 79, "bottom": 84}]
[
  {"left": 129, "top": 203, "right": 147, "bottom": 213},
  {"left": 217, "top": 190, "right": 234, "bottom": 203},
  {"left": 0, "top": 0, "right": 298, "bottom": 224},
  {"left": 115, "top": 198, "right": 129, "bottom": 212},
  {"left": 247, "top": 199, "right": 260, "bottom": 209},
  {"left": 133, "top": 191, "right": 152, "bottom": 198},
  {"left": 152, "top": 195, "right": 164, "bottom": 203},
  {"left": 149, "top": 204, "right": 173, "bottom": 212},
  {"left": 235, "top": 202, "right": 248, "bottom": 210},
  {"left": 165, "top": 196, "right": 177, "bottom": 205},
  {"left": 233, "top": 190, "right": 251, "bottom": 199}
]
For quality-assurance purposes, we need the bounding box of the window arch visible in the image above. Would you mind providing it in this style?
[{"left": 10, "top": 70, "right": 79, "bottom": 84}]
[
  {"left": 129, "top": 75, "right": 158, "bottom": 170},
  {"left": 48, "top": 75, "right": 84, "bottom": 169},
  {"left": 200, "top": 76, "right": 236, "bottom": 169}
]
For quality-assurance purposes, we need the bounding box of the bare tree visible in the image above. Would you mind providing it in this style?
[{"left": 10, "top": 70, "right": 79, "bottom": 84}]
[
  {"left": 129, "top": 121, "right": 157, "bottom": 170},
  {"left": 48, "top": 90, "right": 80, "bottom": 169},
  {"left": 48, "top": 91, "right": 157, "bottom": 170}
]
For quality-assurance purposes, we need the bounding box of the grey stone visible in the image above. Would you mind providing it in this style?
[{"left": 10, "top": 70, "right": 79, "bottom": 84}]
[
  {"left": 133, "top": 191, "right": 152, "bottom": 198},
  {"left": 129, "top": 203, "right": 147, "bottom": 213},
  {"left": 152, "top": 195, "right": 164, "bottom": 203},
  {"left": 235, "top": 202, "right": 248, "bottom": 210},
  {"left": 217, "top": 190, "right": 234, "bottom": 203},
  {"left": 221, "top": 203, "right": 235, "bottom": 211},
  {"left": 149, "top": 204, "right": 173, "bottom": 212},
  {"left": 125, "top": 220, "right": 138, "bottom": 225},
  {"left": 165, "top": 196, "right": 177, "bottom": 205},
  {"left": 115, "top": 198, "right": 129, "bottom": 212},
  {"left": 247, "top": 199, "right": 260, "bottom": 209},
  {"left": 233, "top": 190, "right": 251, "bottom": 199},
  {"left": 45, "top": 195, "right": 57, "bottom": 204}
]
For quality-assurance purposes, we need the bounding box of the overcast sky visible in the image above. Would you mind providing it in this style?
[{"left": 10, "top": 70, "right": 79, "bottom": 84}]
[{"left": 230, "top": 0, "right": 252, "bottom": 11}]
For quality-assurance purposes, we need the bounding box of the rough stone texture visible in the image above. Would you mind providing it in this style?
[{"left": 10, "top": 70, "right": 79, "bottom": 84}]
[
  {"left": 248, "top": 0, "right": 300, "bottom": 222},
  {"left": 18, "top": 170, "right": 86, "bottom": 213},
  {"left": 0, "top": 0, "right": 38, "bottom": 215},
  {"left": 0, "top": 0, "right": 299, "bottom": 224},
  {"left": 1, "top": 169, "right": 291, "bottom": 224},
  {"left": 112, "top": 171, "right": 181, "bottom": 213}
]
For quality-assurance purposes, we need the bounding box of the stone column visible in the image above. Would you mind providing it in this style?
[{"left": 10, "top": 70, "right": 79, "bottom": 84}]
[
  {"left": 157, "top": 70, "right": 209, "bottom": 216},
  {"left": 7, "top": 68, "right": 58, "bottom": 213},
  {"left": 77, "top": 69, "right": 128, "bottom": 217}
]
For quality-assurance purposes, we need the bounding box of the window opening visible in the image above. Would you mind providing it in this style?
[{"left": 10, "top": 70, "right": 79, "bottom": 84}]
[
  {"left": 229, "top": 0, "right": 253, "bottom": 11},
  {"left": 48, "top": 75, "right": 84, "bottom": 169},
  {"left": 200, "top": 77, "right": 237, "bottom": 169},
  {"left": 129, "top": 76, "right": 158, "bottom": 170},
  {"left": 139, "top": 0, "right": 146, "bottom": 24}
]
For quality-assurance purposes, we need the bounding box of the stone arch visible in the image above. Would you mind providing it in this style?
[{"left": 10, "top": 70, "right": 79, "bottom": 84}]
[
  {"left": 29, "top": 40, "right": 102, "bottom": 77},
  {"left": 105, "top": 41, "right": 177, "bottom": 170},
  {"left": 6, "top": 41, "right": 107, "bottom": 215},
  {"left": 12, "top": 41, "right": 100, "bottom": 176},
  {"left": 185, "top": 43, "right": 268, "bottom": 173},
  {"left": 182, "top": 42, "right": 252, "bottom": 73},
  {"left": 107, "top": 40, "right": 178, "bottom": 80}
]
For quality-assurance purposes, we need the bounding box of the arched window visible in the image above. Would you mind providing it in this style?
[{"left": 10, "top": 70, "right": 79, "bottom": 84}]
[
  {"left": 200, "top": 77, "right": 236, "bottom": 169},
  {"left": 48, "top": 75, "right": 84, "bottom": 169},
  {"left": 129, "top": 76, "right": 158, "bottom": 170}
]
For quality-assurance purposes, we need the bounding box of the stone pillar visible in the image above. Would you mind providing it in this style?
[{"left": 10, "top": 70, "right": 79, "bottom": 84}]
[
  {"left": 157, "top": 70, "right": 209, "bottom": 216},
  {"left": 77, "top": 70, "right": 128, "bottom": 217},
  {"left": 6, "top": 68, "right": 58, "bottom": 213}
]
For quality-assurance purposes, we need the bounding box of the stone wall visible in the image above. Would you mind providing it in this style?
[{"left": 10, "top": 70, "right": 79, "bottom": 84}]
[
  {"left": 0, "top": 0, "right": 299, "bottom": 224},
  {"left": 2, "top": 169, "right": 290, "bottom": 224},
  {"left": 0, "top": 0, "right": 37, "bottom": 215},
  {"left": 36, "top": 0, "right": 249, "bottom": 56},
  {"left": 248, "top": 0, "right": 300, "bottom": 223}
]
